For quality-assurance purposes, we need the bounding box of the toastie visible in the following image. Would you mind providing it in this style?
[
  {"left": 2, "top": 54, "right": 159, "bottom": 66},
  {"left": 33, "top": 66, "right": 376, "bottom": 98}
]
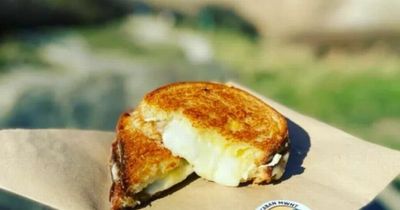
[
  {"left": 109, "top": 81, "right": 290, "bottom": 209},
  {"left": 136, "top": 82, "right": 290, "bottom": 187},
  {"left": 109, "top": 111, "right": 193, "bottom": 209}
]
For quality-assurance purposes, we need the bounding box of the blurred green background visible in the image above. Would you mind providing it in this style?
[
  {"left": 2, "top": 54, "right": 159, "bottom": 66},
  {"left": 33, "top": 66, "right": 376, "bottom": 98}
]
[{"left": 0, "top": 0, "right": 399, "bottom": 209}]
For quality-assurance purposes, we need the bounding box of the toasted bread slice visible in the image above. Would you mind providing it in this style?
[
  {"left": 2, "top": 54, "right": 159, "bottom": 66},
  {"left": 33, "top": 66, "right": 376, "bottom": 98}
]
[
  {"left": 109, "top": 112, "right": 192, "bottom": 209},
  {"left": 137, "top": 82, "right": 290, "bottom": 186}
]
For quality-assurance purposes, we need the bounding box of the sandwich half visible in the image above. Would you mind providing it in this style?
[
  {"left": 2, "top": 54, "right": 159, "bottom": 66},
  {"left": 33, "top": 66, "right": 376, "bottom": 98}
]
[
  {"left": 109, "top": 111, "right": 193, "bottom": 209},
  {"left": 136, "top": 82, "right": 290, "bottom": 187}
]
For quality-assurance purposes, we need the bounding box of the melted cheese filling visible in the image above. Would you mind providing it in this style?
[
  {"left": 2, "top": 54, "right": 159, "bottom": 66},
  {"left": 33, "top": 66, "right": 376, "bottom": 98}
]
[
  {"left": 144, "top": 161, "right": 193, "bottom": 195},
  {"left": 161, "top": 115, "right": 264, "bottom": 187}
]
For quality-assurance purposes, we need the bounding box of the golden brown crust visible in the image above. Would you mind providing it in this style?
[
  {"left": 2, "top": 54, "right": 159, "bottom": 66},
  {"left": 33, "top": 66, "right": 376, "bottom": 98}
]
[
  {"left": 118, "top": 124, "right": 181, "bottom": 192},
  {"left": 109, "top": 112, "right": 182, "bottom": 209},
  {"left": 142, "top": 82, "right": 288, "bottom": 160}
]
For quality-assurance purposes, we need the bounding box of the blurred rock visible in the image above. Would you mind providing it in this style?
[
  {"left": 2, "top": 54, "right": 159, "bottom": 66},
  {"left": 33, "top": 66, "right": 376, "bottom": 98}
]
[
  {"left": 4, "top": 87, "right": 66, "bottom": 128},
  {"left": 39, "top": 35, "right": 93, "bottom": 72},
  {"left": 177, "top": 32, "right": 213, "bottom": 64},
  {"left": 122, "top": 15, "right": 175, "bottom": 46},
  {"left": 62, "top": 73, "right": 127, "bottom": 129}
]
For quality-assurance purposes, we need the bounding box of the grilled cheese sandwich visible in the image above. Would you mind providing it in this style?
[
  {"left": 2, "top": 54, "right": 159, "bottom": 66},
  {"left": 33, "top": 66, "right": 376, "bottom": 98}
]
[
  {"left": 137, "top": 82, "right": 289, "bottom": 186},
  {"left": 109, "top": 81, "right": 290, "bottom": 209}
]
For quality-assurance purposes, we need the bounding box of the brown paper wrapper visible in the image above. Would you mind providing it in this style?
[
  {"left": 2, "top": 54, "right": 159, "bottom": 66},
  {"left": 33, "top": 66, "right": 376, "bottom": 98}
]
[{"left": 0, "top": 84, "right": 399, "bottom": 210}]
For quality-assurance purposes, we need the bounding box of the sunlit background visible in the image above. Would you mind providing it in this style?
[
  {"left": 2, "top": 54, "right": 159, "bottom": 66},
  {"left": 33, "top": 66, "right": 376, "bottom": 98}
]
[{"left": 0, "top": 0, "right": 399, "bottom": 209}]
